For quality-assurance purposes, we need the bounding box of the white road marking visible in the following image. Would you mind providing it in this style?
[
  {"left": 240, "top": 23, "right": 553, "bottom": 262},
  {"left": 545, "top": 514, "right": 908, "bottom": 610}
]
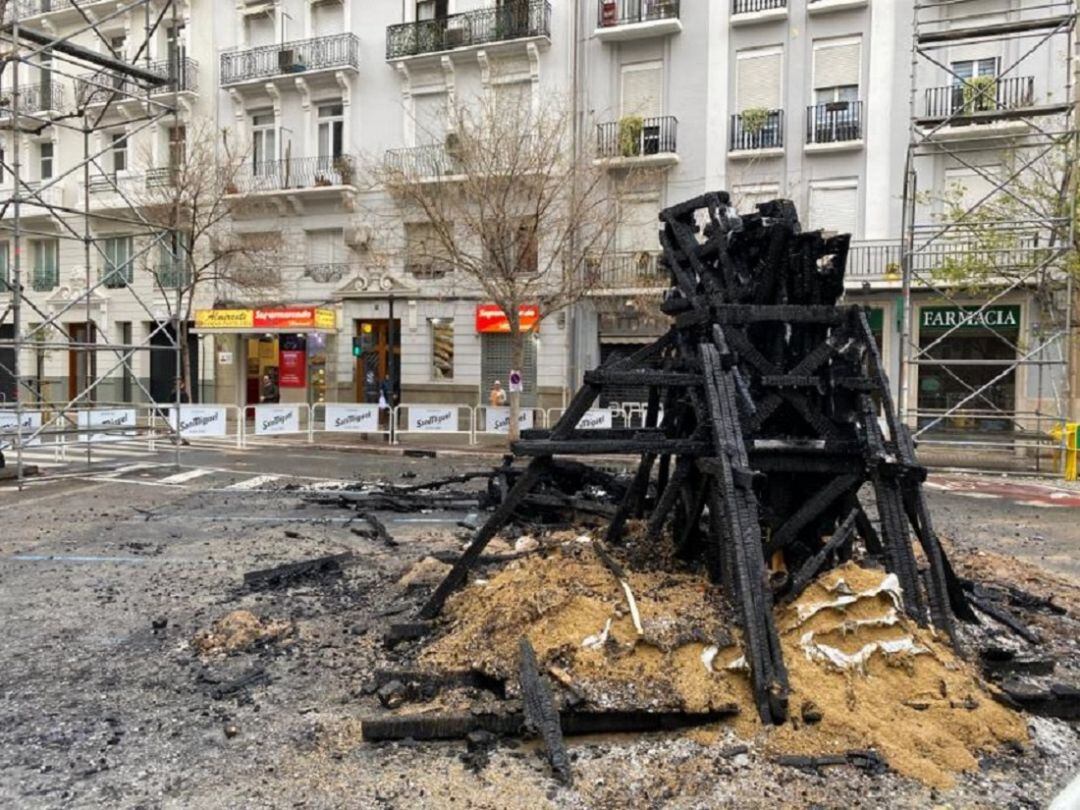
[
  {"left": 157, "top": 468, "right": 214, "bottom": 485},
  {"left": 101, "top": 462, "right": 163, "bottom": 478},
  {"left": 955, "top": 492, "right": 1001, "bottom": 499},
  {"left": 1016, "top": 500, "right": 1069, "bottom": 508},
  {"left": 225, "top": 474, "right": 283, "bottom": 491}
]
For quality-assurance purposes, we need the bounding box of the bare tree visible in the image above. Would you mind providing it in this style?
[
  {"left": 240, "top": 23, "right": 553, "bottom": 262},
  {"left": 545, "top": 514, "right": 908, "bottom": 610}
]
[
  {"left": 367, "top": 93, "right": 623, "bottom": 440},
  {"left": 132, "top": 118, "right": 282, "bottom": 400}
]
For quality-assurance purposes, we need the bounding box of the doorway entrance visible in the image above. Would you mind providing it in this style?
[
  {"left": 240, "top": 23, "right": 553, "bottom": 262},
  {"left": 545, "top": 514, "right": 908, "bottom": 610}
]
[
  {"left": 354, "top": 319, "right": 400, "bottom": 405},
  {"left": 150, "top": 323, "right": 199, "bottom": 404},
  {"left": 67, "top": 323, "right": 96, "bottom": 402},
  {"left": 0, "top": 325, "right": 14, "bottom": 403}
]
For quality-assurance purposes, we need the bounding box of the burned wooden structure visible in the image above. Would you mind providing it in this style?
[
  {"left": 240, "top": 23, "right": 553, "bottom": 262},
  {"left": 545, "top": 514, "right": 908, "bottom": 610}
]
[{"left": 416, "top": 192, "right": 976, "bottom": 726}]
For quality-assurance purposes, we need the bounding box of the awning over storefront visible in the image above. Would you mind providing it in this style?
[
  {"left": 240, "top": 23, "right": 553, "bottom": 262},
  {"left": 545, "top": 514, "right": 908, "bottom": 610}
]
[{"left": 192, "top": 306, "right": 338, "bottom": 334}]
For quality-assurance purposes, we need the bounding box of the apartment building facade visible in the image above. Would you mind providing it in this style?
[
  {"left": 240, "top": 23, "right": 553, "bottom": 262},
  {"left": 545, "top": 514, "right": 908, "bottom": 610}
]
[{"left": 1, "top": 0, "right": 1072, "bottom": 432}]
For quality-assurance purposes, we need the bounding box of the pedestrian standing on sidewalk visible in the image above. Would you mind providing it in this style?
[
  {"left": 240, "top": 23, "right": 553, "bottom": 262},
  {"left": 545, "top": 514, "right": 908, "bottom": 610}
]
[
  {"left": 489, "top": 380, "right": 506, "bottom": 407},
  {"left": 260, "top": 373, "right": 278, "bottom": 404}
]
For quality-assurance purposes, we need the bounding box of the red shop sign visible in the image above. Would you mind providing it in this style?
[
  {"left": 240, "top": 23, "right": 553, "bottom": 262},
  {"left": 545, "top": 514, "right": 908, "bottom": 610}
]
[
  {"left": 475, "top": 304, "right": 540, "bottom": 334},
  {"left": 253, "top": 307, "right": 317, "bottom": 329}
]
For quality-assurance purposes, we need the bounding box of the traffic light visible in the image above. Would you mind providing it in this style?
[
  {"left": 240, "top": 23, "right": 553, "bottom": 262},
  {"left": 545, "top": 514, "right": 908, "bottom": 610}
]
[{"left": 352, "top": 336, "right": 363, "bottom": 358}]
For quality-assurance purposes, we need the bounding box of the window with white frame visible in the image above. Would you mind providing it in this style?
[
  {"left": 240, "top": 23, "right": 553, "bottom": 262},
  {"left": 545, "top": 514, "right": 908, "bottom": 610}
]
[
  {"left": 621, "top": 61, "right": 663, "bottom": 119},
  {"left": 317, "top": 103, "right": 344, "bottom": 164},
  {"left": 251, "top": 111, "right": 276, "bottom": 173},
  {"left": 406, "top": 221, "right": 450, "bottom": 278},
  {"left": 808, "top": 181, "right": 858, "bottom": 237},
  {"left": 306, "top": 229, "right": 345, "bottom": 269},
  {"left": 0, "top": 242, "right": 9, "bottom": 290},
  {"left": 103, "top": 235, "right": 133, "bottom": 288},
  {"left": 412, "top": 93, "right": 447, "bottom": 145},
  {"left": 812, "top": 37, "right": 861, "bottom": 105},
  {"left": 952, "top": 57, "right": 998, "bottom": 83},
  {"left": 733, "top": 184, "right": 781, "bottom": 214},
  {"left": 31, "top": 239, "right": 58, "bottom": 291},
  {"left": 943, "top": 166, "right": 1001, "bottom": 212}
]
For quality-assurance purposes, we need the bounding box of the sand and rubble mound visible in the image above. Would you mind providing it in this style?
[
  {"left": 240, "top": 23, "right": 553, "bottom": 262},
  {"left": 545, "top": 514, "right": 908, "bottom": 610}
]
[
  {"left": 192, "top": 610, "right": 294, "bottom": 655},
  {"left": 422, "top": 541, "right": 1027, "bottom": 788}
]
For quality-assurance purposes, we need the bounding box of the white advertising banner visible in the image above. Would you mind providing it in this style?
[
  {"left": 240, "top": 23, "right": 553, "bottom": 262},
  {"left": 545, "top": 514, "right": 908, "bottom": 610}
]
[
  {"left": 324, "top": 404, "right": 381, "bottom": 433},
  {"left": 79, "top": 408, "right": 137, "bottom": 443},
  {"left": 577, "top": 409, "right": 613, "bottom": 430},
  {"left": 0, "top": 411, "right": 43, "bottom": 448},
  {"left": 255, "top": 405, "right": 301, "bottom": 436},
  {"left": 169, "top": 406, "right": 228, "bottom": 438},
  {"left": 408, "top": 407, "right": 457, "bottom": 432},
  {"left": 484, "top": 407, "right": 534, "bottom": 434}
]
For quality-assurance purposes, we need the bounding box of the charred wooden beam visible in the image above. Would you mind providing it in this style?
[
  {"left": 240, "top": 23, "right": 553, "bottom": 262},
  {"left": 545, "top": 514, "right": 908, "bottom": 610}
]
[
  {"left": 243, "top": 552, "right": 353, "bottom": 590},
  {"left": 513, "top": 438, "right": 712, "bottom": 457},
  {"left": 764, "top": 474, "right": 861, "bottom": 556},
  {"left": 583, "top": 370, "right": 703, "bottom": 388},
  {"left": 519, "top": 638, "right": 573, "bottom": 785},
  {"left": 783, "top": 509, "right": 859, "bottom": 604}
]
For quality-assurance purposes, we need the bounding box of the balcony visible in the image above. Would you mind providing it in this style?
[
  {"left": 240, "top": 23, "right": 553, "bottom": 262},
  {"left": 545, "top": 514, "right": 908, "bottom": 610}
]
[
  {"left": 101, "top": 263, "right": 133, "bottom": 290},
  {"left": 31, "top": 268, "right": 58, "bottom": 293},
  {"left": 729, "top": 109, "right": 784, "bottom": 157},
  {"left": 384, "top": 145, "right": 463, "bottom": 181},
  {"left": 918, "top": 76, "right": 1040, "bottom": 138},
  {"left": 156, "top": 262, "right": 190, "bottom": 290},
  {"left": 82, "top": 172, "right": 145, "bottom": 210},
  {"left": 386, "top": 1, "right": 552, "bottom": 61},
  {"left": 0, "top": 83, "right": 65, "bottom": 119},
  {"left": 226, "top": 155, "right": 359, "bottom": 195},
  {"left": 846, "top": 240, "right": 902, "bottom": 282},
  {"left": 220, "top": 34, "right": 360, "bottom": 88},
  {"left": 808, "top": 0, "right": 868, "bottom": 13},
  {"left": 595, "top": 0, "right": 682, "bottom": 42},
  {"left": 13, "top": 0, "right": 115, "bottom": 22},
  {"left": 591, "top": 252, "right": 667, "bottom": 293},
  {"left": 843, "top": 236, "right": 1047, "bottom": 285},
  {"left": 595, "top": 116, "right": 678, "bottom": 168},
  {"left": 805, "top": 100, "right": 863, "bottom": 151},
  {"left": 731, "top": 0, "right": 787, "bottom": 26},
  {"left": 75, "top": 58, "right": 199, "bottom": 107}
]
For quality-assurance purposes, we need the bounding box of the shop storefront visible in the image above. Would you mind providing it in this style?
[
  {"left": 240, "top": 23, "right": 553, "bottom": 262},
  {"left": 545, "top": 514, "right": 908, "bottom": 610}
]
[
  {"left": 915, "top": 304, "right": 1021, "bottom": 433},
  {"left": 476, "top": 304, "right": 541, "bottom": 407},
  {"left": 194, "top": 306, "right": 337, "bottom": 408}
]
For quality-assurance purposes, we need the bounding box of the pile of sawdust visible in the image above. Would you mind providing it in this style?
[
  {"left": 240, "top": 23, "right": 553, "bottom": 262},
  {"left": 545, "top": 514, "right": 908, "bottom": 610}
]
[
  {"left": 398, "top": 556, "right": 453, "bottom": 589},
  {"left": 422, "top": 541, "right": 740, "bottom": 713},
  {"left": 192, "top": 610, "right": 294, "bottom": 655},
  {"left": 768, "top": 563, "right": 1028, "bottom": 788},
  {"left": 422, "top": 545, "right": 1028, "bottom": 788}
]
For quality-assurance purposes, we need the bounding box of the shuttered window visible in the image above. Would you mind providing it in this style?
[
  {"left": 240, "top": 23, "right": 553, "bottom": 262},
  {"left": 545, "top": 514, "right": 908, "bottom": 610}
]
[
  {"left": 621, "top": 62, "right": 663, "bottom": 118},
  {"left": 617, "top": 199, "right": 660, "bottom": 253},
  {"left": 246, "top": 14, "right": 274, "bottom": 48},
  {"left": 736, "top": 48, "right": 782, "bottom": 111},
  {"left": 813, "top": 38, "right": 861, "bottom": 90},
  {"left": 733, "top": 185, "right": 781, "bottom": 213},
  {"left": 944, "top": 167, "right": 999, "bottom": 211},
  {"left": 809, "top": 183, "right": 858, "bottom": 236},
  {"left": 103, "top": 236, "right": 133, "bottom": 287},
  {"left": 494, "top": 81, "right": 532, "bottom": 123},
  {"left": 413, "top": 94, "right": 447, "bottom": 144},
  {"left": 312, "top": 4, "right": 342, "bottom": 37},
  {"left": 306, "top": 229, "right": 344, "bottom": 265}
]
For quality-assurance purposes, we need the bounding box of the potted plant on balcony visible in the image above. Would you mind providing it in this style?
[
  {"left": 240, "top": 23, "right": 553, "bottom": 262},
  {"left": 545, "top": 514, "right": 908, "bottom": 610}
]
[
  {"left": 333, "top": 155, "right": 355, "bottom": 186},
  {"left": 962, "top": 75, "right": 997, "bottom": 113},
  {"left": 741, "top": 106, "right": 770, "bottom": 134},
  {"left": 618, "top": 115, "right": 644, "bottom": 157}
]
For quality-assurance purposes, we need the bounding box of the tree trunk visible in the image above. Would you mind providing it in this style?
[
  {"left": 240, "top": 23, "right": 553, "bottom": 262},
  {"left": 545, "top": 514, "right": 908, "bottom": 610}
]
[
  {"left": 508, "top": 324, "right": 525, "bottom": 443},
  {"left": 178, "top": 318, "right": 192, "bottom": 403}
]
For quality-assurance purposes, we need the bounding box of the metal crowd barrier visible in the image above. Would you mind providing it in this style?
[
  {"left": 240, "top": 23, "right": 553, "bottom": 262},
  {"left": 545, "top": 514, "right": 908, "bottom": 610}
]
[
  {"left": 391, "top": 403, "right": 475, "bottom": 445},
  {"left": 310, "top": 402, "right": 393, "bottom": 443},
  {"left": 474, "top": 405, "right": 547, "bottom": 441}
]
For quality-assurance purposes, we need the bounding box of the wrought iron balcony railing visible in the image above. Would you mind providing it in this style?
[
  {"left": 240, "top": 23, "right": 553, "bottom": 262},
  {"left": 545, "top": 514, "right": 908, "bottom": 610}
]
[
  {"left": 101, "top": 263, "right": 133, "bottom": 289},
  {"left": 0, "top": 83, "right": 65, "bottom": 116},
  {"left": 384, "top": 145, "right": 462, "bottom": 178},
  {"left": 387, "top": 1, "right": 552, "bottom": 60},
  {"left": 845, "top": 235, "right": 1046, "bottom": 280},
  {"left": 923, "top": 75, "right": 1035, "bottom": 120},
  {"left": 228, "top": 155, "right": 359, "bottom": 194},
  {"left": 220, "top": 33, "right": 359, "bottom": 86},
  {"left": 75, "top": 57, "right": 199, "bottom": 106},
  {"left": 597, "top": 0, "right": 680, "bottom": 27},
  {"left": 806, "top": 100, "right": 863, "bottom": 144},
  {"left": 846, "top": 240, "right": 902, "bottom": 279},
  {"left": 729, "top": 109, "right": 784, "bottom": 151},
  {"left": 732, "top": 0, "right": 786, "bottom": 13},
  {"left": 31, "top": 268, "right": 58, "bottom": 292},
  {"left": 593, "top": 251, "right": 666, "bottom": 290},
  {"left": 596, "top": 116, "right": 677, "bottom": 159},
  {"left": 14, "top": 1, "right": 112, "bottom": 16}
]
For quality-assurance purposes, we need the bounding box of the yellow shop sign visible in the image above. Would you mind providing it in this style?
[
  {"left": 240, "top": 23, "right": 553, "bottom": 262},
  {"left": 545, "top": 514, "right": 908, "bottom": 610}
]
[{"left": 195, "top": 309, "right": 255, "bottom": 329}]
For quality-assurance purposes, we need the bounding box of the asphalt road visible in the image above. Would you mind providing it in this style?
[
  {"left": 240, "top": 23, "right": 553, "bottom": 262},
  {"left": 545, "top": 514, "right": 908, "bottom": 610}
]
[{"left": 0, "top": 444, "right": 1077, "bottom": 808}]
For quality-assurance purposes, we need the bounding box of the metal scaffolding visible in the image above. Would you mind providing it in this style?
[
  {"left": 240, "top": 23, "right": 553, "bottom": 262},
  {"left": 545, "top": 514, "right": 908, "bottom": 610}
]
[
  {"left": 0, "top": 0, "right": 188, "bottom": 489},
  {"left": 901, "top": 0, "right": 1078, "bottom": 472}
]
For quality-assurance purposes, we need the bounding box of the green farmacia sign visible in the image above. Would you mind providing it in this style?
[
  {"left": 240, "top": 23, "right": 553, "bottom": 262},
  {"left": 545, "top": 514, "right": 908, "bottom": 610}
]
[{"left": 919, "top": 305, "right": 1020, "bottom": 332}]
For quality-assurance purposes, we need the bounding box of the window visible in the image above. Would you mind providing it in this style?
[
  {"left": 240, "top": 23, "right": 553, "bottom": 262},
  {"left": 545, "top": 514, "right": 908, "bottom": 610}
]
[
  {"left": 812, "top": 37, "right": 861, "bottom": 103},
  {"left": 111, "top": 132, "right": 127, "bottom": 174},
  {"left": 412, "top": 93, "right": 447, "bottom": 144},
  {"left": 617, "top": 197, "right": 660, "bottom": 254},
  {"left": 733, "top": 184, "right": 781, "bottom": 213},
  {"left": 251, "top": 112, "right": 276, "bottom": 173},
  {"left": 39, "top": 142, "right": 53, "bottom": 180},
  {"left": 736, "top": 47, "right": 782, "bottom": 112},
  {"left": 158, "top": 231, "right": 190, "bottom": 288},
  {"left": 0, "top": 144, "right": 5, "bottom": 184},
  {"left": 0, "top": 242, "right": 9, "bottom": 291},
  {"left": 109, "top": 34, "right": 126, "bottom": 59},
  {"left": 416, "top": 0, "right": 447, "bottom": 21},
  {"left": 952, "top": 58, "right": 998, "bottom": 82},
  {"left": 621, "top": 62, "right": 663, "bottom": 119},
  {"left": 119, "top": 321, "right": 133, "bottom": 402},
  {"left": 31, "top": 239, "right": 58, "bottom": 292},
  {"left": 406, "top": 222, "right": 450, "bottom": 278},
  {"left": 103, "top": 236, "right": 133, "bottom": 288},
  {"left": 950, "top": 58, "right": 1000, "bottom": 113},
  {"left": 488, "top": 219, "right": 539, "bottom": 277},
  {"left": 808, "top": 181, "right": 858, "bottom": 237},
  {"left": 944, "top": 166, "right": 1000, "bottom": 212},
  {"left": 168, "top": 126, "right": 186, "bottom": 169},
  {"left": 430, "top": 318, "right": 454, "bottom": 380},
  {"left": 306, "top": 228, "right": 345, "bottom": 268},
  {"left": 317, "top": 103, "right": 344, "bottom": 163}
]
